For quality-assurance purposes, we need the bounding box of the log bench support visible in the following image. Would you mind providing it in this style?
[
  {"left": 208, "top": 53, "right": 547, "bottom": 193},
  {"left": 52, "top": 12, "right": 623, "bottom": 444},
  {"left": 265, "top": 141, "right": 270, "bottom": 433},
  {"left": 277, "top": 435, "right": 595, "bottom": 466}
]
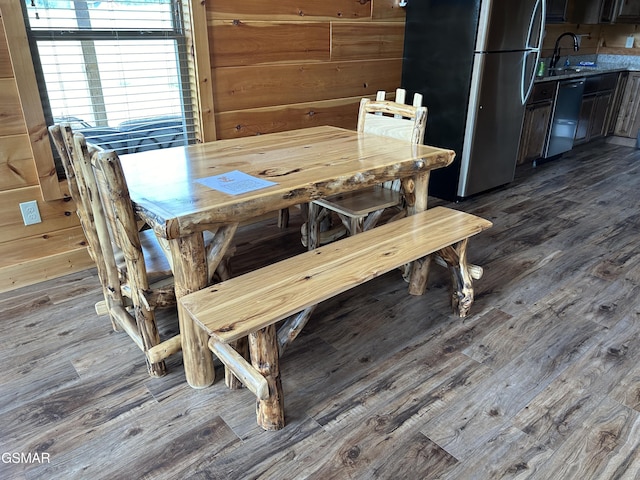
[{"left": 180, "top": 206, "right": 492, "bottom": 430}]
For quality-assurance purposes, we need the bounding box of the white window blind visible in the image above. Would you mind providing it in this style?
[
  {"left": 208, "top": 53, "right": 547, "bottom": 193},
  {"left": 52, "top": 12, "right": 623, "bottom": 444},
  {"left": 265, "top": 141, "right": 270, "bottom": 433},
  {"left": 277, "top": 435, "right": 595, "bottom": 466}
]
[{"left": 23, "top": 0, "right": 196, "bottom": 161}]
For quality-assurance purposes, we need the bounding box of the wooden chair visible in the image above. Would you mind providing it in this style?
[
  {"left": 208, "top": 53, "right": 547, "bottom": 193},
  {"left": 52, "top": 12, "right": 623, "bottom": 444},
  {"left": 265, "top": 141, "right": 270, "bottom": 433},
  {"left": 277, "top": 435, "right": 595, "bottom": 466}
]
[
  {"left": 93, "top": 144, "right": 249, "bottom": 384},
  {"left": 51, "top": 125, "right": 176, "bottom": 376},
  {"left": 50, "top": 124, "right": 240, "bottom": 378},
  {"left": 304, "top": 89, "right": 427, "bottom": 245}
]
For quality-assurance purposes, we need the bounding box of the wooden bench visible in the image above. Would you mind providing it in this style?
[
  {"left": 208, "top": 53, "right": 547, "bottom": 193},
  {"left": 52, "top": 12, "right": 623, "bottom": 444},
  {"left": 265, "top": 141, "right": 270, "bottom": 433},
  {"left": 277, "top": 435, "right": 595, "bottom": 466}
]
[{"left": 180, "top": 206, "right": 492, "bottom": 430}]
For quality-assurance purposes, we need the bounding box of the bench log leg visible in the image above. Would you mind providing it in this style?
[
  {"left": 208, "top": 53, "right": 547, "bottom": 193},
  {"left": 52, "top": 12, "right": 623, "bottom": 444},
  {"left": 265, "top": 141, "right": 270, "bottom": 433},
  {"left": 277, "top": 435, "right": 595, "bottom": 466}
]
[
  {"left": 408, "top": 255, "right": 433, "bottom": 296},
  {"left": 249, "top": 325, "right": 285, "bottom": 430},
  {"left": 226, "top": 336, "right": 249, "bottom": 390},
  {"left": 277, "top": 307, "right": 315, "bottom": 356},
  {"left": 438, "top": 239, "right": 474, "bottom": 318}
]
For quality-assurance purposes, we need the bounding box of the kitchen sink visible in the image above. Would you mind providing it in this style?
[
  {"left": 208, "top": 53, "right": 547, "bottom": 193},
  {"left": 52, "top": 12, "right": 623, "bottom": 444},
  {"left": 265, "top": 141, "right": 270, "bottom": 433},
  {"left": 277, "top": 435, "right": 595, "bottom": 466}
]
[{"left": 547, "top": 66, "right": 585, "bottom": 76}]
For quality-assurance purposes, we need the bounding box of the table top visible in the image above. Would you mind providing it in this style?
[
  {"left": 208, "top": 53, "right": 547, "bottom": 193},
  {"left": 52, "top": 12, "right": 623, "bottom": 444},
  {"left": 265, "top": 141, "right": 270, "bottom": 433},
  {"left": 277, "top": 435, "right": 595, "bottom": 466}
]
[{"left": 120, "top": 126, "right": 455, "bottom": 240}]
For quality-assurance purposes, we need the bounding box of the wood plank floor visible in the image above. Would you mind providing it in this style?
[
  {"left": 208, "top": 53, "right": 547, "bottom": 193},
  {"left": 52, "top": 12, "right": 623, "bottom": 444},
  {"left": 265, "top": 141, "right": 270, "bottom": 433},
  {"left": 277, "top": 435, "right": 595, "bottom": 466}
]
[{"left": 1, "top": 140, "right": 640, "bottom": 479}]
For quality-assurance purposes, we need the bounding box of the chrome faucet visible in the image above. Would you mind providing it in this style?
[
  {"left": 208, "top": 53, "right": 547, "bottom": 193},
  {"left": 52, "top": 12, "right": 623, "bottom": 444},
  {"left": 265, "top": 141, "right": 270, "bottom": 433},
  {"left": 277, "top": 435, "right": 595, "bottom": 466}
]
[{"left": 549, "top": 32, "right": 580, "bottom": 71}]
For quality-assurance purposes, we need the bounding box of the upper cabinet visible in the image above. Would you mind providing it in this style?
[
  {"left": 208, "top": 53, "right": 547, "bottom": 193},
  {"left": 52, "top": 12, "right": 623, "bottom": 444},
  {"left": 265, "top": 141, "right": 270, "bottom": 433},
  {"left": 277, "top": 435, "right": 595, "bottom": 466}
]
[
  {"left": 601, "top": 0, "right": 640, "bottom": 23},
  {"left": 547, "top": 0, "right": 568, "bottom": 23},
  {"left": 567, "top": 0, "right": 640, "bottom": 24},
  {"left": 570, "top": 0, "right": 603, "bottom": 23},
  {"left": 616, "top": 0, "right": 640, "bottom": 21}
]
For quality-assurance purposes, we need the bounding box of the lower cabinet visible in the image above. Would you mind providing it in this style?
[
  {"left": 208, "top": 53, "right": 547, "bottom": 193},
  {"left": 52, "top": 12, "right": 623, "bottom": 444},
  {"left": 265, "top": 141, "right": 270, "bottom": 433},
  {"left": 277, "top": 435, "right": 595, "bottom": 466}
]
[
  {"left": 519, "top": 72, "right": 628, "bottom": 165},
  {"left": 591, "top": 92, "right": 613, "bottom": 138},
  {"left": 575, "top": 73, "right": 618, "bottom": 145},
  {"left": 614, "top": 72, "right": 640, "bottom": 138},
  {"left": 517, "top": 82, "right": 556, "bottom": 165},
  {"left": 575, "top": 95, "right": 596, "bottom": 144}
]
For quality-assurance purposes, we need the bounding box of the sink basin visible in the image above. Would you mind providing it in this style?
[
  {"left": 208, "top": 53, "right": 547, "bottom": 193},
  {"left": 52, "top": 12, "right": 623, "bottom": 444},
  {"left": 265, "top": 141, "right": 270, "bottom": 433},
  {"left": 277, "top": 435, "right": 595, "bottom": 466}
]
[{"left": 548, "top": 67, "right": 584, "bottom": 76}]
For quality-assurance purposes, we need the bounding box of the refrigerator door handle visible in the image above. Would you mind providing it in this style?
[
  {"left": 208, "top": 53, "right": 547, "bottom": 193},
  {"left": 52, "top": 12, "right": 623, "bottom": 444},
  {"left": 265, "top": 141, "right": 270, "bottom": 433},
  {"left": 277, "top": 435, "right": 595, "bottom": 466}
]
[
  {"left": 526, "top": 0, "right": 546, "bottom": 50},
  {"left": 521, "top": 0, "right": 546, "bottom": 105},
  {"left": 522, "top": 50, "right": 538, "bottom": 104}
]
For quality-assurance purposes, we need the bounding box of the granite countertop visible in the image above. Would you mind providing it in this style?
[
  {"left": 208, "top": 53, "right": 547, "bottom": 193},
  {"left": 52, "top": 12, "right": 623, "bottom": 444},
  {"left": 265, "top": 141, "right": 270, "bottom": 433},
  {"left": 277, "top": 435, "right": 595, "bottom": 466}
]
[
  {"left": 532, "top": 54, "right": 640, "bottom": 83},
  {"left": 534, "top": 66, "right": 630, "bottom": 83}
]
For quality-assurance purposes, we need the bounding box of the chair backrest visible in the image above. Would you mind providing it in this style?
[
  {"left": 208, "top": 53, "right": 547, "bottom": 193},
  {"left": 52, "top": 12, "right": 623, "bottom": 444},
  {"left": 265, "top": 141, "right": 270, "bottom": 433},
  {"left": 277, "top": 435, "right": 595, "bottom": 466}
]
[
  {"left": 357, "top": 88, "right": 427, "bottom": 145},
  {"left": 88, "top": 145, "right": 151, "bottom": 296},
  {"left": 49, "top": 124, "right": 124, "bottom": 311},
  {"left": 66, "top": 130, "right": 127, "bottom": 308}
]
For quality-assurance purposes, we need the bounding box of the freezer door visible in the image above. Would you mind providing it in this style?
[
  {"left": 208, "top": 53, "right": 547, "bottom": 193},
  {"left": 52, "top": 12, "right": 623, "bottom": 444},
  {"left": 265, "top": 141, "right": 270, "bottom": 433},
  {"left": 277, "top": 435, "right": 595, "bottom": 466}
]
[
  {"left": 458, "top": 51, "right": 530, "bottom": 197},
  {"left": 477, "top": 0, "right": 544, "bottom": 52}
]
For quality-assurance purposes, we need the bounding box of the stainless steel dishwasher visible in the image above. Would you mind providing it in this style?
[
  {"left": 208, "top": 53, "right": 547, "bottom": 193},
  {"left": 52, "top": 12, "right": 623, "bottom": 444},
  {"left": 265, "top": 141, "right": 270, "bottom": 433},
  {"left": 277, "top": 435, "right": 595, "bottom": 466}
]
[{"left": 544, "top": 78, "right": 585, "bottom": 158}]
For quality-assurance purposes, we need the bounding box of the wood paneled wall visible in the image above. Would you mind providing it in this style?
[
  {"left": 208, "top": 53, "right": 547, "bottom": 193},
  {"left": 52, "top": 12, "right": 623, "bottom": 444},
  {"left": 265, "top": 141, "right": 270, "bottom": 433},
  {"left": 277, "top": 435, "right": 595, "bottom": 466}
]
[
  {"left": 8, "top": 0, "right": 638, "bottom": 294},
  {"left": 207, "top": 0, "right": 406, "bottom": 140},
  {"left": 0, "top": 10, "right": 93, "bottom": 293},
  {"left": 0, "top": 0, "right": 406, "bottom": 293}
]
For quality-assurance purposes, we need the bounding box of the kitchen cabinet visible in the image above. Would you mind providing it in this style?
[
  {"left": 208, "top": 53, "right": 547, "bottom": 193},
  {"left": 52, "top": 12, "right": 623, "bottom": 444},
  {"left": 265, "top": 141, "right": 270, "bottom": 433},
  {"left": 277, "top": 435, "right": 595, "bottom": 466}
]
[
  {"left": 617, "top": 0, "right": 640, "bottom": 21},
  {"left": 601, "top": 0, "right": 619, "bottom": 22},
  {"left": 590, "top": 92, "right": 613, "bottom": 137},
  {"left": 606, "top": 72, "right": 628, "bottom": 136},
  {"left": 576, "top": 96, "right": 596, "bottom": 144},
  {"left": 569, "top": 0, "right": 603, "bottom": 24},
  {"left": 547, "top": 0, "right": 568, "bottom": 23},
  {"left": 614, "top": 72, "right": 640, "bottom": 137},
  {"left": 518, "top": 82, "right": 556, "bottom": 165},
  {"left": 601, "top": 0, "right": 640, "bottom": 23},
  {"left": 574, "top": 73, "right": 618, "bottom": 145}
]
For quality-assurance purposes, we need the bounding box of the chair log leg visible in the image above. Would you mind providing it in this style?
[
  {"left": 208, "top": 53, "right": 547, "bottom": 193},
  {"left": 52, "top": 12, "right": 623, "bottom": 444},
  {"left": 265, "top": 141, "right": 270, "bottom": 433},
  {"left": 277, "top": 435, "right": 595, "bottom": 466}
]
[
  {"left": 278, "top": 208, "right": 289, "bottom": 228},
  {"left": 249, "top": 325, "right": 285, "bottom": 431},
  {"left": 438, "top": 239, "right": 474, "bottom": 318},
  {"left": 337, "top": 213, "right": 362, "bottom": 236},
  {"left": 135, "top": 305, "right": 167, "bottom": 377},
  {"left": 362, "top": 208, "right": 384, "bottom": 231},
  {"left": 387, "top": 207, "right": 407, "bottom": 224}
]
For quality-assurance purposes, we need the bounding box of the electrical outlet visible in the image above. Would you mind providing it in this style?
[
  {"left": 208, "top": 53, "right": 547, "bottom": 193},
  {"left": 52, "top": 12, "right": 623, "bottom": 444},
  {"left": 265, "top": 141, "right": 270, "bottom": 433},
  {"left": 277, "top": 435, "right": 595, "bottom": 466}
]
[{"left": 19, "top": 200, "right": 42, "bottom": 226}]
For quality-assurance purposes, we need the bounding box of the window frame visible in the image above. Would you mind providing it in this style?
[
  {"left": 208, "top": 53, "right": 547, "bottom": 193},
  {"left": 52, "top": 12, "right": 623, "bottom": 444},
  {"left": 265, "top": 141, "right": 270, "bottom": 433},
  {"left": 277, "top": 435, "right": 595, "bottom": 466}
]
[
  {"left": 25, "top": 0, "right": 197, "bottom": 174},
  {"left": 0, "top": 0, "right": 214, "bottom": 201}
]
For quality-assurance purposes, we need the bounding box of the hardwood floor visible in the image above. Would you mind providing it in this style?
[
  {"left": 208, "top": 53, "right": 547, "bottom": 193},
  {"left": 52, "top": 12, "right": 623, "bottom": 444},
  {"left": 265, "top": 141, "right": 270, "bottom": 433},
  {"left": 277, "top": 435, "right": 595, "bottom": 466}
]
[{"left": 1, "top": 140, "right": 640, "bottom": 479}]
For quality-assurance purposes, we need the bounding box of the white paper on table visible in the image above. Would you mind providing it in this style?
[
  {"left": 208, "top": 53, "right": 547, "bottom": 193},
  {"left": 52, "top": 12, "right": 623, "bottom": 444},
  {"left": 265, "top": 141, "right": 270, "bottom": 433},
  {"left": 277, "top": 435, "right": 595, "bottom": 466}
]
[{"left": 196, "top": 170, "right": 277, "bottom": 195}]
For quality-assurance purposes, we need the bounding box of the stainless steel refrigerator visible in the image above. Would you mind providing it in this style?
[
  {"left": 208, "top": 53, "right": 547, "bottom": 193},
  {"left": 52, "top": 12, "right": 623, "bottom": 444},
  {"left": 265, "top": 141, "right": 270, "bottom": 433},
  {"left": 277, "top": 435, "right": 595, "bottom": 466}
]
[{"left": 401, "top": 0, "right": 545, "bottom": 200}]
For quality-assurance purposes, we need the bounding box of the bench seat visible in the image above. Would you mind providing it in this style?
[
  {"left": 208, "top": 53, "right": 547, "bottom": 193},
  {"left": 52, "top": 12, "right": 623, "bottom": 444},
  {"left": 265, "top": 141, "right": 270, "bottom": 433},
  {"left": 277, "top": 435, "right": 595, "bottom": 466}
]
[{"left": 180, "top": 206, "right": 492, "bottom": 430}]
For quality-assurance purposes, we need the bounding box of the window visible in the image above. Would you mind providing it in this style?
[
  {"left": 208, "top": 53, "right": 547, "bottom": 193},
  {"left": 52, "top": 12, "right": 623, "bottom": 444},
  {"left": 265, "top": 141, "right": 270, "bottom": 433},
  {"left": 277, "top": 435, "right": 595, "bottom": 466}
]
[{"left": 23, "top": 0, "right": 196, "bottom": 172}]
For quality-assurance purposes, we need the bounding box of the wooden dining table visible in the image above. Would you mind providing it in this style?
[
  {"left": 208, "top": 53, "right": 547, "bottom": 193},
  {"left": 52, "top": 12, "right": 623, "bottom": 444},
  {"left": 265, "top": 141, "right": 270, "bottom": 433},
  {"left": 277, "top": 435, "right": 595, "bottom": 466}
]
[{"left": 119, "top": 125, "right": 455, "bottom": 388}]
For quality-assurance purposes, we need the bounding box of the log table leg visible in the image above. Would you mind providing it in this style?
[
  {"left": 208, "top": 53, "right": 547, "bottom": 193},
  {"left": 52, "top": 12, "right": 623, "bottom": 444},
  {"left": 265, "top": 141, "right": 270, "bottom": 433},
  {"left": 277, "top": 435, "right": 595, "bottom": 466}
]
[
  {"left": 402, "top": 172, "right": 432, "bottom": 295},
  {"left": 306, "top": 201, "right": 322, "bottom": 251},
  {"left": 169, "top": 233, "right": 215, "bottom": 388},
  {"left": 249, "top": 325, "right": 285, "bottom": 430},
  {"left": 438, "top": 239, "right": 474, "bottom": 317}
]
